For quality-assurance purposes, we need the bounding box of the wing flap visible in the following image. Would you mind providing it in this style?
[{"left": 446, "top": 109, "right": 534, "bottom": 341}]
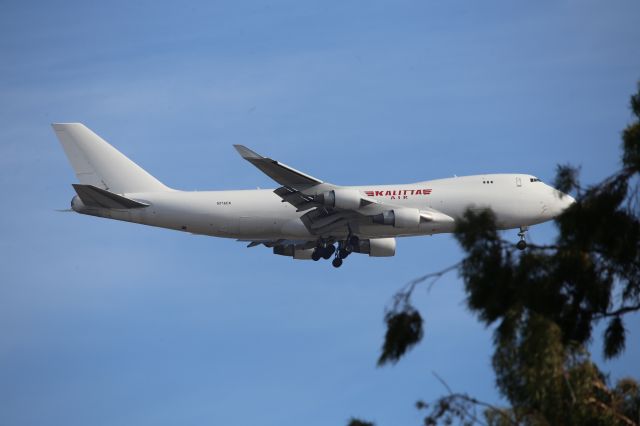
[{"left": 272, "top": 186, "right": 320, "bottom": 211}]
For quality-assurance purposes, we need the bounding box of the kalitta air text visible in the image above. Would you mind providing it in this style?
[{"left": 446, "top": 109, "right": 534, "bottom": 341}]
[{"left": 364, "top": 189, "right": 432, "bottom": 200}]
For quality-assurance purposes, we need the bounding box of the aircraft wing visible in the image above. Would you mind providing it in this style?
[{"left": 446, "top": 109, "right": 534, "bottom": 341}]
[
  {"left": 233, "top": 145, "right": 324, "bottom": 188},
  {"left": 234, "top": 144, "right": 338, "bottom": 212},
  {"left": 234, "top": 145, "right": 453, "bottom": 235},
  {"left": 296, "top": 197, "right": 454, "bottom": 235}
]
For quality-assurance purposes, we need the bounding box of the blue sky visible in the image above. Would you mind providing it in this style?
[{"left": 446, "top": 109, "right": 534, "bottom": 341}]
[{"left": 1, "top": 1, "right": 639, "bottom": 425}]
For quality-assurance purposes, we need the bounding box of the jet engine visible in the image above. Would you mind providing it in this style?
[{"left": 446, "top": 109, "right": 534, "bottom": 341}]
[
  {"left": 316, "top": 189, "right": 362, "bottom": 210},
  {"left": 273, "top": 245, "right": 315, "bottom": 260},
  {"left": 355, "top": 238, "right": 396, "bottom": 257},
  {"left": 372, "top": 208, "right": 421, "bottom": 228}
]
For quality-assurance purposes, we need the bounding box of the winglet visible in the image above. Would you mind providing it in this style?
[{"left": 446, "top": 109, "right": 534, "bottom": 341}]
[{"left": 233, "top": 144, "right": 263, "bottom": 160}]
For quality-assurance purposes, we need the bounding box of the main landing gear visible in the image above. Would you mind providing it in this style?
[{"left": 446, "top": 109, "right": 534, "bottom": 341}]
[
  {"left": 332, "top": 235, "right": 359, "bottom": 268},
  {"left": 516, "top": 226, "right": 528, "bottom": 251},
  {"left": 312, "top": 236, "right": 360, "bottom": 268},
  {"left": 311, "top": 242, "right": 335, "bottom": 261}
]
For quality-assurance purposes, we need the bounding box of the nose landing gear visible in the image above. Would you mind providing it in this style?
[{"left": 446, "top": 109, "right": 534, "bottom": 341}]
[{"left": 516, "top": 226, "right": 528, "bottom": 250}]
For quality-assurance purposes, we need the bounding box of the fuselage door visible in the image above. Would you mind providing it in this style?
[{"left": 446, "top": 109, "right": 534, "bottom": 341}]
[{"left": 516, "top": 176, "right": 522, "bottom": 187}]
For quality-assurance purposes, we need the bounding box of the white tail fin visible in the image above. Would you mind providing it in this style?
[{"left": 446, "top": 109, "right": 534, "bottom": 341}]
[{"left": 52, "top": 123, "right": 170, "bottom": 194}]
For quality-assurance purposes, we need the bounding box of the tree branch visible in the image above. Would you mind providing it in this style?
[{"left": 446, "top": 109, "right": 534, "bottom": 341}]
[
  {"left": 587, "top": 397, "right": 637, "bottom": 426},
  {"left": 386, "top": 262, "right": 461, "bottom": 314},
  {"left": 593, "top": 303, "right": 640, "bottom": 319},
  {"left": 429, "top": 372, "right": 518, "bottom": 426}
]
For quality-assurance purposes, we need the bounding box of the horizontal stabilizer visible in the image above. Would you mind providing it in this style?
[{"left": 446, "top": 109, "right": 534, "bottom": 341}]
[{"left": 72, "top": 184, "right": 149, "bottom": 209}]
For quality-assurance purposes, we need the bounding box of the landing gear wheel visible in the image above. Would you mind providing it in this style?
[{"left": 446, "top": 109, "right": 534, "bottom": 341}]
[
  {"left": 338, "top": 248, "right": 350, "bottom": 259},
  {"left": 322, "top": 245, "right": 335, "bottom": 260},
  {"left": 332, "top": 257, "right": 343, "bottom": 268},
  {"left": 516, "top": 226, "right": 528, "bottom": 251},
  {"left": 338, "top": 235, "right": 358, "bottom": 259},
  {"left": 311, "top": 250, "right": 321, "bottom": 261}
]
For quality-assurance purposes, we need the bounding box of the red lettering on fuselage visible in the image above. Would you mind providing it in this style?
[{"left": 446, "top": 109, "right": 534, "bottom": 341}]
[{"left": 363, "top": 189, "right": 433, "bottom": 198}]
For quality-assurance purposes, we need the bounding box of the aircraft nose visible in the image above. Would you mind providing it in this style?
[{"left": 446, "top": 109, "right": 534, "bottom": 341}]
[
  {"left": 561, "top": 193, "right": 576, "bottom": 208},
  {"left": 549, "top": 191, "right": 576, "bottom": 217}
]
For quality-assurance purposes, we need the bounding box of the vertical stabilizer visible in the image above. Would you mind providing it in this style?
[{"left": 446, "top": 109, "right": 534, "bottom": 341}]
[{"left": 52, "top": 123, "right": 170, "bottom": 194}]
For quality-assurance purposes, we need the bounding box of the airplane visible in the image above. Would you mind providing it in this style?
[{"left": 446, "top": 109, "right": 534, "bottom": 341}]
[{"left": 53, "top": 123, "right": 575, "bottom": 268}]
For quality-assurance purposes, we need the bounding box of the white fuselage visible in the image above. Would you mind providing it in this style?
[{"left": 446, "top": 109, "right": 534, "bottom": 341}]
[{"left": 72, "top": 173, "right": 572, "bottom": 241}]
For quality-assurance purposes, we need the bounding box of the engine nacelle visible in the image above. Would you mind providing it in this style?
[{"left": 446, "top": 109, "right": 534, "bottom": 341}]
[
  {"left": 293, "top": 248, "right": 315, "bottom": 260},
  {"left": 316, "top": 189, "right": 362, "bottom": 210},
  {"left": 372, "top": 208, "right": 421, "bottom": 228},
  {"left": 355, "top": 238, "right": 396, "bottom": 257},
  {"left": 273, "top": 245, "right": 315, "bottom": 260}
]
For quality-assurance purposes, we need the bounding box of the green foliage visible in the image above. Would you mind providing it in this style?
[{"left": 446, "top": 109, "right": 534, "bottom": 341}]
[
  {"left": 623, "top": 82, "right": 640, "bottom": 172},
  {"left": 611, "top": 378, "right": 640, "bottom": 420},
  {"left": 623, "top": 122, "right": 640, "bottom": 172},
  {"left": 489, "top": 314, "right": 635, "bottom": 424},
  {"left": 375, "top": 82, "right": 640, "bottom": 425},
  {"left": 554, "top": 164, "right": 582, "bottom": 195},
  {"left": 417, "top": 389, "right": 516, "bottom": 425},
  {"left": 378, "top": 307, "right": 423, "bottom": 366},
  {"left": 631, "top": 82, "right": 640, "bottom": 118},
  {"left": 453, "top": 96, "right": 640, "bottom": 357},
  {"left": 603, "top": 316, "right": 626, "bottom": 359}
]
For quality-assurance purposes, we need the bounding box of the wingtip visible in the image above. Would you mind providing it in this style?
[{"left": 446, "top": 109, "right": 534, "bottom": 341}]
[
  {"left": 51, "top": 122, "right": 85, "bottom": 131},
  {"left": 233, "top": 144, "right": 263, "bottom": 160}
]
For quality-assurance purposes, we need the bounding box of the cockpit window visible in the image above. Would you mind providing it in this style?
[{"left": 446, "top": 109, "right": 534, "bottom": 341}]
[{"left": 529, "top": 177, "right": 542, "bottom": 182}]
